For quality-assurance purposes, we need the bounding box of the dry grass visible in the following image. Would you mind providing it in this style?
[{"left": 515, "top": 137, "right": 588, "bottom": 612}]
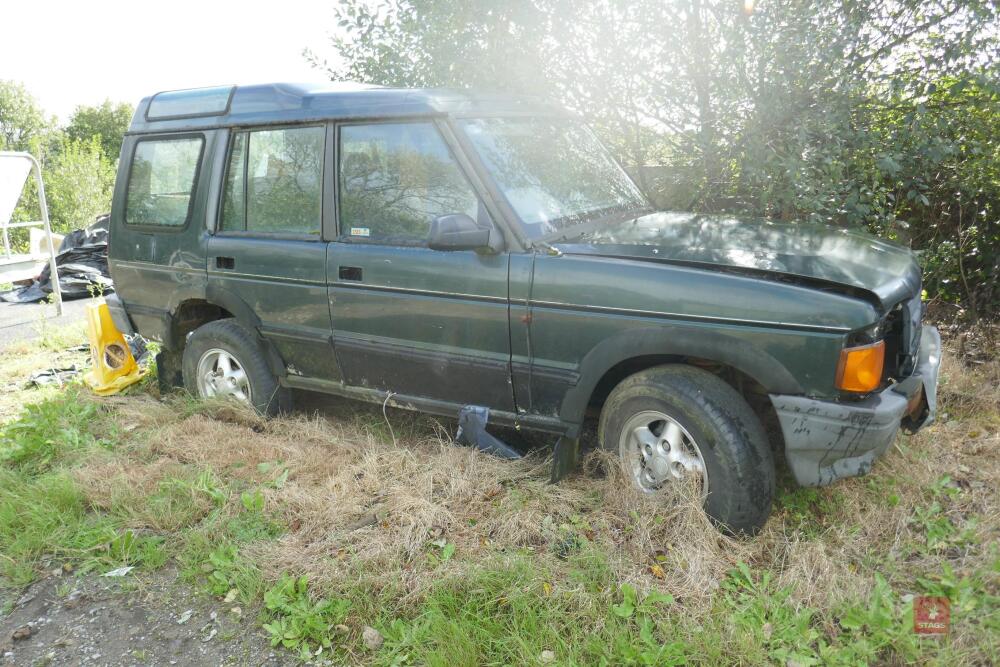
[
  {"left": 63, "top": 343, "right": 998, "bottom": 634},
  {"left": 4, "top": 328, "right": 997, "bottom": 660},
  {"left": 70, "top": 389, "right": 745, "bottom": 609}
]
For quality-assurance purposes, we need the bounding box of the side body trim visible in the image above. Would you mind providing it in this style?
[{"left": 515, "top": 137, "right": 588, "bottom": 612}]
[{"left": 282, "top": 375, "right": 568, "bottom": 435}]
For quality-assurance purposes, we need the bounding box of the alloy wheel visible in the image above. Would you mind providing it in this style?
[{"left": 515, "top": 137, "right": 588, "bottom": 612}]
[
  {"left": 618, "top": 410, "right": 708, "bottom": 494},
  {"left": 195, "top": 348, "right": 252, "bottom": 404}
]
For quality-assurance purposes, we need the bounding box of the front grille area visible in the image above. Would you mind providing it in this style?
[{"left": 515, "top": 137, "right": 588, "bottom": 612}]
[{"left": 883, "top": 292, "right": 923, "bottom": 381}]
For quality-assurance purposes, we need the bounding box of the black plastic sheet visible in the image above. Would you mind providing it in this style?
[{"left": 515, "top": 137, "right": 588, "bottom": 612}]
[{"left": 1, "top": 215, "right": 113, "bottom": 303}]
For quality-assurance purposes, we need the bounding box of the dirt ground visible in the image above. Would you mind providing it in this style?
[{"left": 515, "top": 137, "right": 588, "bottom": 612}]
[{"left": 0, "top": 568, "right": 289, "bottom": 667}]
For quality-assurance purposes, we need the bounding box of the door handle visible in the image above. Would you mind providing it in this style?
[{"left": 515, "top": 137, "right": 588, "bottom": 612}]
[
  {"left": 215, "top": 256, "right": 235, "bottom": 269},
  {"left": 339, "top": 266, "right": 363, "bottom": 281}
]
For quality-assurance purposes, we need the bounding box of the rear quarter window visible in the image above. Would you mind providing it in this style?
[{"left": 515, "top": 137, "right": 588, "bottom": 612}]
[{"left": 126, "top": 136, "right": 204, "bottom": 227}]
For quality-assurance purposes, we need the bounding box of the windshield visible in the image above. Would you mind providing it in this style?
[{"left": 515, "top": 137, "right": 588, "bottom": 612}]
[{"left": 459, "top": 117, "right": 649, "bottom": 239}]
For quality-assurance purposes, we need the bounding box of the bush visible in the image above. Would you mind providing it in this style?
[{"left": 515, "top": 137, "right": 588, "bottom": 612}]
[
  {"left": 320, "top": 0, "right": 1000, "bottom": 321},
  {"left": 43, "top": 136, "right": 116, "bottom": 234}
]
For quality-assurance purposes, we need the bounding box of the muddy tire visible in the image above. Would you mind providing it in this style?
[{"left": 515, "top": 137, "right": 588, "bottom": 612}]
[
  {"left": 598, "top": 364, "right": 774, "bottom": 534},
  {"left": 182, "top": 319, "right": 290, "bottom": 417}
]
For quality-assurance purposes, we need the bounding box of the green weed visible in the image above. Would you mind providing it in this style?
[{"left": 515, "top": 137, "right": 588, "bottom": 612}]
[
  {"left": 719, "top": 563, "right": 820, "bottom": 665},
  {"left": 827, "top": 574, "right": 923, "bottom": 664},
  {"left": 179, "top": 499, "right": 284, "bottom": 604},
  {"left": 106, "top": 529, "right": 167, "bottom": 569},
  {"left": 262, "top": 575, "right": 352, "bottom": 661},
  {"left": 378, "top": 554, "right": 690, "bottom": 666},
  {"left": 0, "top": 470, "right": 111, "bottom": 585},
  {"left": 0, "top": 390, "right": 107, "bottom": 474},
  {"left": 0, "top": 469, "right": 167, "bottom": 585},
  {"left": 908, "top": 475, "right": 977, "bottom": 553},
  {"left": 240, "top": 489, "right": 266, "bottom": 513},
  {"left": 775, "top": 485, "right": 843, "bottom": 537}
]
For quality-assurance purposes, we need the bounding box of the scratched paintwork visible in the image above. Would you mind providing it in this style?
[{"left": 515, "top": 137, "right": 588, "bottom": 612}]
[{"left": 771, "top": 324, "right": 940, "bottom": 486}]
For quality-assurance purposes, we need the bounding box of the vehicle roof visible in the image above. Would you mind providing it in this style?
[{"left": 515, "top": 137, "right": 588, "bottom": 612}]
[{"left": 128, "top": 82, "right": 562, "bottom": 134}]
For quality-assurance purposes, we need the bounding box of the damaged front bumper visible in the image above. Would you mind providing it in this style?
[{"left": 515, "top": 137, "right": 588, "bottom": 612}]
[{"left": 771, "top": 325, "right": 941, "bottom": 487}]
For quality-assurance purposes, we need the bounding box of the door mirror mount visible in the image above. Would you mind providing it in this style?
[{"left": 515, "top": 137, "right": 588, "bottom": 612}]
[{"left": 428, "top": 213, "right": 502, "bottom": 252}]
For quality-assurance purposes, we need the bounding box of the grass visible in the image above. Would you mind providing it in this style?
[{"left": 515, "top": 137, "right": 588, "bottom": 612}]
[{"left": 0, "top": 328, "right": 998, "bottom": 664}]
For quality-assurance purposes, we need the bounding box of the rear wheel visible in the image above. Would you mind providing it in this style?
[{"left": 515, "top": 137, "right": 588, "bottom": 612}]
[
  {"left": 182, "top": 319, "right": 289, "bottom": 416},
  {"left": 598, "top": 364, "right": 774, "bottom": 534},
  {"left": 195, "top": 348, "right": 252, "bottom": 403}
]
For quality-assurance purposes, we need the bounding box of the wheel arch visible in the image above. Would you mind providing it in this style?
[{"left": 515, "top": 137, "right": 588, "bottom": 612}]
[
  {"left": 559, "top": 326, "right": 803, "bottom": 428},
  {"left": 169, "top": 299, "right": 234, "bottom": 347},
  {"left": 168, "top": 286, "right": 285, "bottom": 377}
]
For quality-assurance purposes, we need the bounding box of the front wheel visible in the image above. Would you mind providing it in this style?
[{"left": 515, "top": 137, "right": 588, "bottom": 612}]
[
  {"left": 598, "top": 365, "right": 774, "bottom": 534},
  {"left": 182, "top": 319, "right": 289, "bottom": 416}
]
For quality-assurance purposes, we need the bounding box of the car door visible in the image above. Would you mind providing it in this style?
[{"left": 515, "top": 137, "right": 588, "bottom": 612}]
[
  {"left": 207, "top": 125, "right": 340, "bottom": 380},
  {"left": 327, "top": 119, "right": 514, "bottom": 410}
]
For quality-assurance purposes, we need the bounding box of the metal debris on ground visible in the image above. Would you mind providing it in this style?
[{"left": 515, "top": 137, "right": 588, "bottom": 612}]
[
  {"left": 455, "top": 405, "right": 523, "bottom": 460},
  {"left": 26, "top": 365, "right": 81, "bottom": 388}
]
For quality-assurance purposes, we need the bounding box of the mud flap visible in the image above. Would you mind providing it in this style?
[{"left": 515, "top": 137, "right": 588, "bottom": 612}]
[
  {"left": 456, "top": 405, "right": 522, "bottom": 460},
  {"left": 549, "top": 436, "right": 579, "bottom": 483},
  {"left": 155, "top": 349, "right": 184, "bottom": 393}
]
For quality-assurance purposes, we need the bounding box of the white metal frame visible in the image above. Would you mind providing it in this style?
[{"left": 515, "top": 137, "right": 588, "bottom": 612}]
[{"left": 0, "top": 151, "right": 62, "bottom": 315}]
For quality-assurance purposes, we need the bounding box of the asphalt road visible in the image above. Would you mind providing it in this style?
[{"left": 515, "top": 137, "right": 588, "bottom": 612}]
[{"left": 0, "top": 298, "right": 90, "bottom": 349}]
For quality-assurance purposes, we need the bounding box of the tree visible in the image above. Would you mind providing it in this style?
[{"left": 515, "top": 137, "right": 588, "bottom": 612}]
[
  {"left": 43, "top": 136, "right": 116, "bottom": 233},
  {"left": 0, "top": 80, "right": 52, "bottom": 151},
  {"left": 2, "top": 84, "right": 117, "bottom": 249},
  {"left": 312, "top": 0, "right": 1000, "bottom": 317},
  {"left": 66, "top": 100, "right": 133, "bottom": 162}
]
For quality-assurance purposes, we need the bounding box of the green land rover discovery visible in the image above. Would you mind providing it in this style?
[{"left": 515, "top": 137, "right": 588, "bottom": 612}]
[{"left": 106, "top": 83, "right": 941, "bottom": 533}]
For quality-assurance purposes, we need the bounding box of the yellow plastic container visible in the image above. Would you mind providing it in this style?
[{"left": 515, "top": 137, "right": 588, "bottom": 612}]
[{"left": 83, "top": 298, "right": 146, "bottom": 395}]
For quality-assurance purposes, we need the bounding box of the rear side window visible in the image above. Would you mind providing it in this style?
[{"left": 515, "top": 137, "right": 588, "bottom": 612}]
[
  {"left": 338, "top": 122, "right": 479, "bottom": 244},
  {"left": 126, "top": 137, "right": 203, "bottom": 227},
  {"left": 220, "top": 126, "right": 324, "bottom": 235}
]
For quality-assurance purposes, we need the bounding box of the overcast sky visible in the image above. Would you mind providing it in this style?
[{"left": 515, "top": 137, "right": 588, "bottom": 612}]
[{"left": 2, "top": 0, "right": 341, "bottom": 121}]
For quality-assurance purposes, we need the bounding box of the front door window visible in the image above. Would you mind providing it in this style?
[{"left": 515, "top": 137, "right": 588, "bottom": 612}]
[{"left": 338, "top": 122, "right": 479, "bottom": 244}]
